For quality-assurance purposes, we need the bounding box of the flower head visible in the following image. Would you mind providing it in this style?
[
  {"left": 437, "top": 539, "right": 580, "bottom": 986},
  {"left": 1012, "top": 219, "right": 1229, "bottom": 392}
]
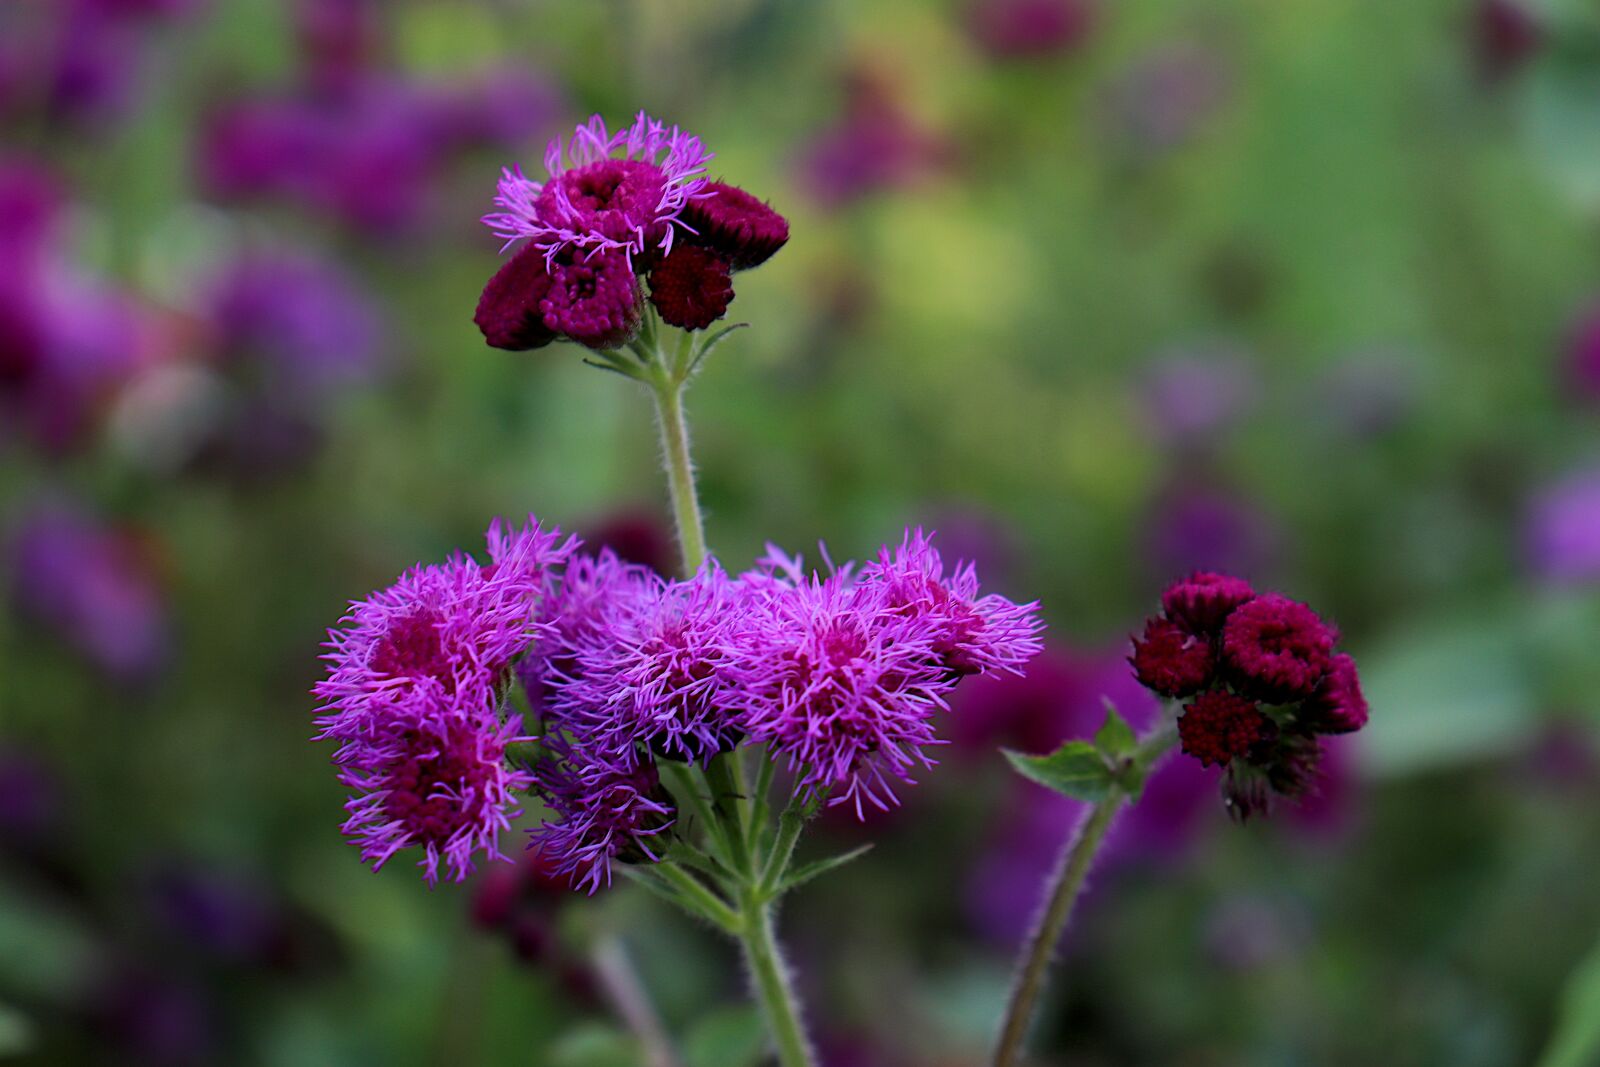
[
  {"left": 678, "top": 181, "right": 789, "bottom": 270},
  {"left": 648, "top": 245, "right": 733, "bottom": 331},
  {"left": 484, "top": 112, "right": 711, "bottom": 262},
  {"left": 1221, "top": 594, "right": 1335, "bottom": 703},
  {"left": 1129, "top": 616, "right": 1214, "bottom": 697},
  {"left": 554, "top": 564, "right": 747, "bottom": 764},
  {"left": 474, "top": 243, "right": 558, "bottom": 351},
  {"left": 519, "top": 549, "right": 656, "bottom": 720},
  {"left": 336, "top": 682, "right": 533, "bottom": 884},
  {"left": 1178, "top": 690, "right": 1271, "bottom": 768},
  {"left": 315, "top": 516, "right": 574, "bottom": 737},
  {"left": 540, "top": 245, "right": 642, "bottom": 350},
  {"left": 859, "top": 528, "right": 1044, "bottom": 679},
  {"left": 530, "top": 745, "right": 674, "bottom": 893},
  {"left": 1298, "top": 653, "right": 1367, "bottom": 734},
  {"left": 1160, "top": 570, "right": 1255, "bottom": 634},
  {"left": 731, "top": 568, "right": 954, "bottom": 815}
]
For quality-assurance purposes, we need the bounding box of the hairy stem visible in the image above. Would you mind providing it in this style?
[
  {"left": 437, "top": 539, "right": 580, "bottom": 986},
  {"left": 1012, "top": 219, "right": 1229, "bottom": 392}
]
[
  {"left": 648, "top": 361, "right": 708, "bottom": 577},
  {"left": 739, "top": 893, "right": 815, "bottom": 1067},
  {"left": 991, "top": 729, "right": 1178, "bottom": 1067}
]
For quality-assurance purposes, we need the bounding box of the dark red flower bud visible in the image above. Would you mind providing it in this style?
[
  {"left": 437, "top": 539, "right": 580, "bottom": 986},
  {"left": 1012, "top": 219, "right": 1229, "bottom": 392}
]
[
  {"left": 648, "top": 245, "right": 733, "bottom": 331},
  {"left": 542, "top": 246, "right": 641, "bottom": 350},
  {"left": 475, "top": 244, "right": 557, "bottom": 351},
  {"left": 1179, "top": 690, "right": 1271, "bottom": 768},
  {"left": 1221, "top": 594, "right": 1335, "bottom": 703},
  {"left": 1298, "top": 653, "right": 1367, "bottom": 734},
  {"left": 1129, "top": 616, "right": 1214, "bottom": 697},
  {"left": 679, "top": 182, "right": 789, "bottom": 270},
  {"left": 1160, "top": 571, "right": 1255, "bottom": 634}
]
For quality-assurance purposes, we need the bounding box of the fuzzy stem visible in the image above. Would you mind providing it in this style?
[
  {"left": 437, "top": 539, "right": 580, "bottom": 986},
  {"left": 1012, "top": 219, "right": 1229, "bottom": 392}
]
[
  {"left": 991, "top": 798, "right": 1123, "bottom": 1067},
  {"left": 991, "top": 728, "right": 1178, "bottom": 1067},
  {"left": 648, "top": 360, "right": 708, "bottom": 578},
  {"left": 739, "top": 893, "right": 815, "bottom": 1067}
]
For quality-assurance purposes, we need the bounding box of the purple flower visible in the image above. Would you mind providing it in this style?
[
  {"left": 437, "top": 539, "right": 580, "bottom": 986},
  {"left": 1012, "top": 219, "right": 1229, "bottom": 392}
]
[
  {"left": 1221, "top": 594, "right": 1335, "bottom": 703},
  {"left": 484, "top": 112, "right": 712, "bottom": 262},
  {"left": 1565, "top": 302, "right": 1600, "bottom": 406},
  {"left": 1525, "top": 465, "right": 1600, "bottom": 585},
  {"left": 554, "top": 564, "right": 747, "bottom": 764},
  {"left": 730, "top": 566, "right": 956, "bottom": 815},
  {"left": 859, "top": 528, "right": 1044, "bottom": 679},
  {"left": 518, "top": 549, "right": 657, "bottom": 721},
  {"left": 539, "top": 245, "right": 643, "bottom": 350},
  {"left": 965, "top": 0, "right": 1095, "bottom": 61},
  {"left": 335, "top": 681, "right": 534, "bottom": 884},
  {"left": 8, "top": 501, "right": 168, "bottom": 684},
  {"left": 204, "top": 248, "right": 383, "bottom": 396},
  {"left": 315, "top": 516, "right": 574, "bottom": 738},
  {"left": 797, "top": 71, "right": 947, "bottom": 210},
  {"left": 529, "top": 742, "right": 674, "bottom": 893},
  {"left": 1140, "top": 341, "right": 1258, "bottom": 447},
  {"left": 1473, "top": 0, "right": 1542, "bottom": 83},
  {"left": 1102, "top": 41, "right": 1232, "bottom": 159}
]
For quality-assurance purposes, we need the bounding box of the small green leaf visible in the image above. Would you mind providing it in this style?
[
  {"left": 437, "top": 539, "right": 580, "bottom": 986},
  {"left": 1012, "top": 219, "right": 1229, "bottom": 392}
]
[
  {"left": 688, "top": 323, "right": 749, "bottom": 374},
  {"left": 1003, "top": 742, "right": 1117, "bottom": 802},
  {"left": 548, "top": 1024, "right": 643, "bottom": 1067},
  {"left": 684, "top": 1007, "right": 766, "bottom": 1067},
  {"left": 1093, "top": 702, "right": 1136, "bottom": 760},
  {"left": 1537, "top": 930, "right": 1600, "bottom": 1067},
  {"left": 775, "top": 844, "right": 874, "bottom": 895}
]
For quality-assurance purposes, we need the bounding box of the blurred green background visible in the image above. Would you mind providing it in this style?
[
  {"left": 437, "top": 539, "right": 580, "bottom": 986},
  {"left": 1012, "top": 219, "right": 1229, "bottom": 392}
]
[{"left": 4, "top": 0, "right": 1600, "bottom": 1064}]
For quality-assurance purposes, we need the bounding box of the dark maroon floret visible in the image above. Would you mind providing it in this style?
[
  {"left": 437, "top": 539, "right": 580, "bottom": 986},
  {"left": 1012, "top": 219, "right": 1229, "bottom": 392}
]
[
  {"left": 679, "top": 181, "right": 789, "bottom": 270},
  {"left": 540, "top": 247, "right": 641, "bottom": 350},
  {"left": 1160, "top": 570, "right": 1255, "bottom": 634},
  {"left": 648, "top": 245, "right": 734, "bottom": 330},
  {"left": 1129, "top": 616, "right": 1214, "bottom": 697},
  {"left": 1297, "top": 652, "right": 1367, "bottom": 734},
  {"left": 1221, "top": 593, "right": 1335, "bottom": 703},
  {"left": 1178, "top": 690, "right": 1271, "bottom": 768},
  {"left": 475, "top": 244, "right": 557, "bottom": 351}
]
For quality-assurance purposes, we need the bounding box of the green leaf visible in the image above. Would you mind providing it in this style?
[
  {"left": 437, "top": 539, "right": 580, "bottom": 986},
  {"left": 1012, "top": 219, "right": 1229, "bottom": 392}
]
[
  {"left": 775, "top": 844, "right": 874, "bottom": 895},
  {"left": 684, "top": 1007, "right": 766, "bottom": 1067},
  {"left": 0, "top": 1003, "right": 33, "bottom": 1058},
  {"left": 1003, "top": 742, "right": 1117, "bottom": 802},
  {"left": 687, "top": 323, "right": 748, "bottom": 375},
  {"left": 1536, "top": 931, "right": 1600, "bottom": 1067},
  {"left": 1093, "top": 702, "right": 1136, "bottom": 760},
  {"left": 547, "top": 1024, "right": 644, "bottom": 1067}
]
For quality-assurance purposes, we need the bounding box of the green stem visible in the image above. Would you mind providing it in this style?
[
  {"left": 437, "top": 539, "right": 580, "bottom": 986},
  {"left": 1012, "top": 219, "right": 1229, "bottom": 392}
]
[
  {"left": 648, "top": 361, "right": 708, "bottom": 577},
  {"left": 991, "top": 729, "right": 1177, "bottom": 1067},
  {"left": 739, "top": 894, "right": 815, "bottom": 1067}
]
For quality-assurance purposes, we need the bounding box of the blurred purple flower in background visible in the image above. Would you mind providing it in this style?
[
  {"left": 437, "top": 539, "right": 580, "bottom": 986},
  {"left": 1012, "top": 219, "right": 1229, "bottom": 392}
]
[
  {"left": 1101, "top": 41, "right": 1232, "bottom": 159},
  {"left": 798, "top": 64, "right": 949, "bottom": 210},
  {"left": 205, "top": 248, "right": 383, "bottom": 397},
  {"left": 0, "top": 161, "right": 148, "bottom": 453},
  {"left": 1142, "top": 485, "right": 1280, "bottom": 581},
  {"left": 1524, "top": 465, "right": 1600, "bottom": 584},
  {"left": 8, "top": 501, "right": 169, "bottom": 685},
  {"left": 0, "top": 747, "right": 64, "bottom": 850},
  {"left": 199, "top": 65, "right": 566, "bottom": 236},
  {"left": 1472, "top": 0, "right": 1542, "bottom": 84},
  {"left": 1563, "top": 301, "right": 1600, "bottom": 406},
  {"left": 965, "top": 0, "right": 1095, "bottom": 61},
  {"left": 1307, "top": 348, "right": 1420, "bottom": 438},
  {"left": 145, "top": 861, "right": 288, "bottom": 966},
  {"left": 1139, "top": 340, "right": 1258, "bottom": 449}
]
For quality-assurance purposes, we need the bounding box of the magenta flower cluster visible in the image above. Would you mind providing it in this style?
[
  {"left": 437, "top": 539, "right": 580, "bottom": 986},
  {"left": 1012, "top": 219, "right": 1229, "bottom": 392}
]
[
  {"left": 315, "top": 524, "right": 1041, "bottom": 889},
  {"left": 1129, "top": 571, "right": 1367, "bottom": 819},
  {"left": 475, "top": 112, "right": 789, "bottom": 351}
]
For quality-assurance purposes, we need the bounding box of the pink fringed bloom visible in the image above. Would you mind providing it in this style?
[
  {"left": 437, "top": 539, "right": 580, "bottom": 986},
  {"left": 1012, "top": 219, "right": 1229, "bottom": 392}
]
[
  {"left": 859, "top": 528, "right": 1044, "bottom": 679},
  {"left": 529, "top": 742, "right": 675, "bottom": 894},
  {"left": 315, "top": 516, "right": 575, "bottom": 738},
  {"left": 555, "top": 564, "right": 747, "bottom": 764},
  {"left": 335, "top": 682, "right": 534, "bottom": 884},
  {"left": 732, "top": 568, "right": 954, "bottom": 815},
  {"left": 483, "top": 111, "right": 712, "bottom": 263}
]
